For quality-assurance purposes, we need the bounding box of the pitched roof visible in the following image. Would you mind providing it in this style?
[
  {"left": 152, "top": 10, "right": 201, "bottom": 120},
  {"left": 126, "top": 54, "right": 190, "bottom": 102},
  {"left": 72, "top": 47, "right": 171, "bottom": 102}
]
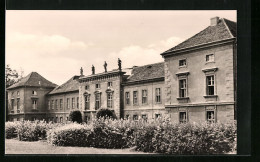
[
  {"left": 126, "top": 62, "right": 164, "bottom": 83},
  {"left": 7, "top": 72, "right": 57, "bottom": 90},
  {"left": 161, "top": 18, "right": 237, "bottom": 55},
  {"left": 48, "top": 76, "right": 80, "bottom": 95}
]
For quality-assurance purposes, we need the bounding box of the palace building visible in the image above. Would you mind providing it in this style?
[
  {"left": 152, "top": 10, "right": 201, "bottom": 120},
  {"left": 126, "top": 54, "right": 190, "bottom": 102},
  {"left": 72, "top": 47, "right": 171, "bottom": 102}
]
[{"left": 6, "top": 17, "right": 237, "bottom": 123}]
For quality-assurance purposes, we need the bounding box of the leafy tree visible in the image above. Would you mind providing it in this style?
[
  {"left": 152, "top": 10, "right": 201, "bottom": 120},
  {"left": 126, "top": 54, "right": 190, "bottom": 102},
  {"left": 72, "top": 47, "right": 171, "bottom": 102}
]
[
  {"left": 96, "top": 108, "right": 116, "bottom": 119},
  {"left": 69, "top": 110, "right": 83, "bottom": 123}
]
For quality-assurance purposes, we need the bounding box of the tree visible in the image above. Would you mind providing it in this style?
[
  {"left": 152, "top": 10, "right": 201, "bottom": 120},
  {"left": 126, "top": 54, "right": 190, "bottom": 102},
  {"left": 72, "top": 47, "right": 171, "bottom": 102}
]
[
  {"left": 96, "top": 108, "right": 116, "bottom": 119},
  {"left": 69, "top": 110, "right": 83, "bottom": 123},
  {"left": 5, "top": 65, "right": 23, "bottom": 121}
]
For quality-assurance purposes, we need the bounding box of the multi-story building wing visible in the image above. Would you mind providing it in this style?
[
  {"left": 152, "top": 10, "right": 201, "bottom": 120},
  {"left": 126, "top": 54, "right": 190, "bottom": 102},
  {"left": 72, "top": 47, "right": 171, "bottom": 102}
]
[
  {"left": 160, "top": 17, "right": 236, "bottom": 123},
  {"left": 122, "top": 62, "right": 166, "bottom": 120},
  {"left": 78, "top": 69, "right": 126, "bottom": 121},
  {"left": 46, "top": 75, "right": 80, "bottom": 122},
  {"left": 6, "top": 72, "right": 57, "bottom": 121}
]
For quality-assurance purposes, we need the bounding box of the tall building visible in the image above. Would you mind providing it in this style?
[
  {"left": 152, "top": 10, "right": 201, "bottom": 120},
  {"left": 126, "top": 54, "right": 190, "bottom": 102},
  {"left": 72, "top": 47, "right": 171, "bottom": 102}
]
[{"left": 6, "top": 17, "right": 236, "bottom": 123}]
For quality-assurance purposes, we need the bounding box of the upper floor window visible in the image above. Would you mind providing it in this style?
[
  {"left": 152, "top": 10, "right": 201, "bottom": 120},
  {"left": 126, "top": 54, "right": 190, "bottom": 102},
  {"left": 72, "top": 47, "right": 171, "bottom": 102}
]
[
  {"left": 179, "top": 79, "right": 187, "bottom": 98},
  {"left": 95, "top": 93, "right": 101, "bottom": 110},
  {"left": 85, "top": 85, "right": 89, "bottom": 90},
  {"left": 17, "top": 98, "right": 20, "bottom": 110},
  {"left": 32, "top": 100, "right": 37, "bottom": 109},
  {"left": 85, "top": 94, "right": 90, "bottom": 110},
  {"left": 142, "top": 90, "right": 147, "bottom": 104},
  {"left": 72, "top": 97, "right": 75, "bottom": 109},
  {"left": 96, "top": 84, "right": 100, "bottom": 89},
  {"left": 76, "top": 97, "right": 79, "bottom": 109},
  {"left": 60, "top": 99, "right": 63, "bottom": 109},
  {"left": 51, "top": 100, "right": 54, "bottom": 109},
  {"left": 125, "top": 92, "right": 130, "bottom": 105},
  {"left": 67, "top": 98, "right": 70, "bottom": 109},
  {"left": 179, "top": 59, "right": 187, "bottom": 67},
  {"left": 108, "top": 82, "right": 113, "bottom": 87},
  {"left": 206, "top": 54, "right": 214, "bottom": 62},
  {"left": 11, "top": 99, "right": 14, "bottom": 110},
  {"left": 206, "top": 75, "right": 215, "bottom": 95},
  {"left": 155, "top": 88, "right": 161, "bottom": 103},
  {"left": 107, "top": 92, "right": 113, "bottom": 108},
  {"left": 17, "top": 91, "right": 20, "bottom": 96},
  {"left": 133, "top": 91, "right": 138, "bottom": 105},
  {"left": 55, "top": 99, "right": 58, "bottom": 109},
  {"left": 11, "top": 92, "right": 14, "bottom": 97},
  {"left": 32, "top": 91, "right": 37, "bottom": 95},
  {"left": 48, "top": 100, "right": 51, "bottom": 110}
]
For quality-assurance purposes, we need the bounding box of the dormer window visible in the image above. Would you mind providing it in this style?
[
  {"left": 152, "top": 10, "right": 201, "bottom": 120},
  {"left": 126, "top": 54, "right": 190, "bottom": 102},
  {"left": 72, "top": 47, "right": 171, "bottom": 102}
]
[
  {"left": 96, "top": 84, "right": 100, "bottom": 89},
  {"left": 32, "top": 91, "right": 37, "bottom": 95},
  {"left": 179, "top": 59, "right": 187, "bottom": 67},
  {"left": 206, "top": 54, "right": 214, "bottom": 62}
]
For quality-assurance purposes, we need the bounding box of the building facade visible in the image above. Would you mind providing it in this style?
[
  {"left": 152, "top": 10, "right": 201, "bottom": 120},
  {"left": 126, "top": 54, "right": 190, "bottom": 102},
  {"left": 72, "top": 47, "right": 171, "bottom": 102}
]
[{"left": 7, "top": 17, "right": 236, "bottom": 123}]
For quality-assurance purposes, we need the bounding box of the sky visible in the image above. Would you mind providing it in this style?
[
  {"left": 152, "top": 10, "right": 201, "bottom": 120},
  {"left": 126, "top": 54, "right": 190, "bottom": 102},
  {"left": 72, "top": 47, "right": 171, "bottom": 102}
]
[{"left": 6, "top": 10, "right": 236, "bottom": 85}]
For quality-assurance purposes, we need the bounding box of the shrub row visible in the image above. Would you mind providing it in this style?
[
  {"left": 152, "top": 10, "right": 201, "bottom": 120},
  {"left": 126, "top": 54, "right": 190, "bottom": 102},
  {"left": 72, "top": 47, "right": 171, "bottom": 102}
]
[
  {"left": 134, "top": 121, "right": 237, "bottom": 154},
  {"left": 5, "top": 122, "right": 18, "bottom": 139},
  {"left": 6, "top": 118, "right": 236, "bottom": 154}
]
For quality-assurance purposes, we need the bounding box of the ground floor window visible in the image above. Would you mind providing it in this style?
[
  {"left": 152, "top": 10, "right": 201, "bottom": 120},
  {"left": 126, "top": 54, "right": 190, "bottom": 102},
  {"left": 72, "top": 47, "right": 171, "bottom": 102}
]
[
  {"left": 133, "top": 115, "right": 138, "bottom": 121},
  {"left": 60, "top": 117, "right": 63, "bottom": 123},
  {"left": 125, "top": 114, "right": 129, "bottom": 120},
  {"left": 206, "top": 110, "right": 215, "bottom": 123},
  {"left": 141, "top": 114, "right": 147, "bottom": 121},
  {"left": 155, "top": 113, "right": 161, "bottom": 119},
  {"left": 179, "top": 112, "right": 187, "bottom": 123}
]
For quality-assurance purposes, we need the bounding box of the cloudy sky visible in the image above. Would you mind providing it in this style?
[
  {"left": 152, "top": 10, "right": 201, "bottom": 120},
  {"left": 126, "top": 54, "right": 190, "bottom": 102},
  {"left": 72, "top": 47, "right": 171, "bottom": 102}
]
[{"left": 6, "top": 10, "right": 236, "bottom": 85}]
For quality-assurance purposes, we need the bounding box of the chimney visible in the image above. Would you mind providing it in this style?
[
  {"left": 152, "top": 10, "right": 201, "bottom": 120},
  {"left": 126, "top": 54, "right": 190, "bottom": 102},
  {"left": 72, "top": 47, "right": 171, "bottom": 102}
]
[{"left": 210, "top": 17, "right": 219, "bottom": 26}]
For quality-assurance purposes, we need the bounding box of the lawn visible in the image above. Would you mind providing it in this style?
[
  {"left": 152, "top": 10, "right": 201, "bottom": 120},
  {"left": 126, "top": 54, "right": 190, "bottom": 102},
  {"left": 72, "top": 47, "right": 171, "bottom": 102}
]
[{"left": 5, "top": 139, "right": 150, "bottom": 154}]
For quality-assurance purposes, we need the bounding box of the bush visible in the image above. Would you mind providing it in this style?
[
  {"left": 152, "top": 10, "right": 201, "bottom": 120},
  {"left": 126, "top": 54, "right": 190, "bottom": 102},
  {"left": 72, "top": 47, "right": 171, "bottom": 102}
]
[
  {"left": 47, "top": 123, "right": 92, "bottom": 146},
  {"left": 15, "top": 120, "right": 61, "bottom": 141},
  {"left": 69, "top": 110, "right": 83, "bottom": 123},
  {"left": 134, "top": 120, "right": 237, "bottom": 154},
  {"left": 5, "top": 122, "right": 18, "bottom": 139},
  {"left": 96, "top": 108, "right": 116, "bottom": 119}
]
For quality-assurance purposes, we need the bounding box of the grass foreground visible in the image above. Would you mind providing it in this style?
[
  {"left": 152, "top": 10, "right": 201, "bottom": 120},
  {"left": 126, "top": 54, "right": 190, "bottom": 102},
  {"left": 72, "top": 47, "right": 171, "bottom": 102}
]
[{"left": 5, "top": 139, "right": 150, "bottom": 154}]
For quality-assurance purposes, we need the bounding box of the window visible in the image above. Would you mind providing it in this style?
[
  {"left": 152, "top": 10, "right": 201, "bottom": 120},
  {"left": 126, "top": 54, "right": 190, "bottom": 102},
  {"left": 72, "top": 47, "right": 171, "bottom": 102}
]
[
  {"left": 179, "top": 59, "right": 187, "bottom": 67},
  {"left": 11, "top": 99, "right": 14, "bottom": 110},
  {"left": 85, "top": 94, "right": 90, "bottom": 110},
  {"left": 142, "top": 90, "right": 147, "bottom": 104},
  {"left": 125, "top": 92, "right": 130, "bottom": 105},
  {"left": 206, "top": 75, "right": 215, "bottom": 95},
  {"left": 60, "top": 99, "right": 63, "bottom": 109},
  {"left": 142, "top": 114, "right": 147, "bottom": 121},
  {"left": 55, "top": 99, "right": 58, "bottom": 109},
  {"left": 72, "top": 97, "right": 75, "bottom": 109},
  {"left": 32, "top": 91, "right": 37, "bottom": 95},
  {"left": 133, "top": 91, "right": 138, "bottom": 105},
  {"left": 125, "top": 115, "right": 129, "bottom": 120},
  {"left": 67, "top": 98, "right": 70, "bottom": 109},
  {"left": 51, "top": 100, "right": 54, "bottom": 109},
  {"left": 96, "top": 84, "right": 100, "bottom": 89},
  {"left": 11, "top": 92, "right": 14, "bottom": 97},
  {"left": 206, "top": 54, "right": 214, "bottom": 62},
  {"left": 60, "top": 117, "right": 63, "bottom": 123},
  {"left": 95, "top": 93, "right": 101, "bottom": 110},
  {"left": 48, "top": 100, "right": 51, "bottom": 110},
  {"left": 56, "top": 117, "right": 58, "bottom": 123},
  {"left": 32, "top": 100, "right": 37, "bottom": 109},
  {"left": 66, "top": 117, "right": 69, "bottom": 121},
  {"left": 107, "top": 92, "right": 113, "bottom": 108},
  {"left": 206, "top": 111, "right": 215, "bottom": 123},
  {"left": 179, "top": 79, "right": 187, "bottom": 98},
  {"left": 17, "top": 98, "right": 20, "bottom": 110},
  {"left": 179, "top": 112, "right": 187, "bottom": 123},
  {"left": 76, "top": 97, "right": 79, "bottom": 109},
  {"left": 17, "top": 91, "right": 20, "bottom": 96},
  {"left": 155, "top": 114, "right": 161, "bottom": 119},
  {"left": 85, "top": 85, "right": 89, "bottom": 90},
  {"left": 133, "top": 115, "right": 138, "bottom": 121},
  {"left": 108, "top": 82, "right": 112, "bottom": 87},
  {"left": 155, "top": 88, "right": 161, "bottom": 103}
]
